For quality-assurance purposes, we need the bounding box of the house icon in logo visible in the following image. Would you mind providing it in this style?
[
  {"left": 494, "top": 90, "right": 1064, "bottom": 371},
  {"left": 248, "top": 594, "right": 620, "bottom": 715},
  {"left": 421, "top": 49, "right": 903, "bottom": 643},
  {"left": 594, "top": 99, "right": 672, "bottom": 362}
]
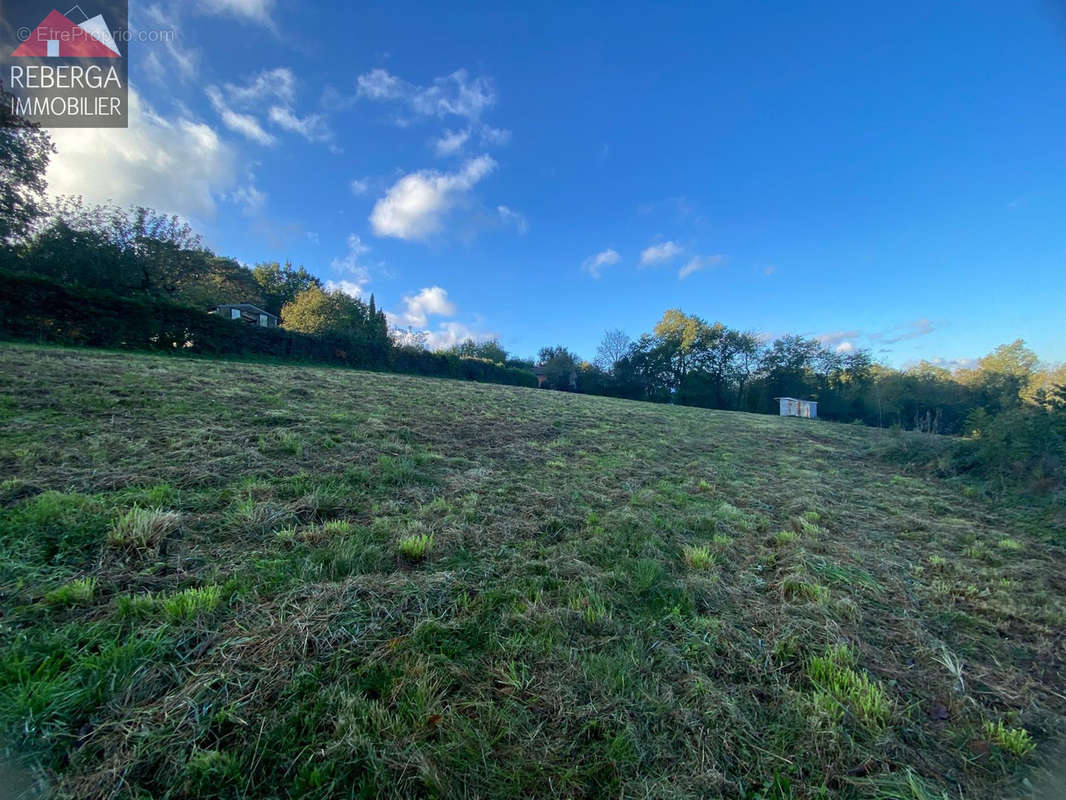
[{"left": 11, "top": 6, "right": 121, "bottom": 58}]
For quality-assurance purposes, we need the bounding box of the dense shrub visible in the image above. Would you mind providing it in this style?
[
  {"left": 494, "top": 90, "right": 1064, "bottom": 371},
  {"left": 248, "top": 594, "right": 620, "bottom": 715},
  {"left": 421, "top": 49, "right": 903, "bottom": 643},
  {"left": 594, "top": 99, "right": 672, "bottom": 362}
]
[
  {"left": 959, "top": 406, "right": 1065, "bottom": 492},
  {"left": 878, "top": 407, "right": 1065, "bottom": 500}
]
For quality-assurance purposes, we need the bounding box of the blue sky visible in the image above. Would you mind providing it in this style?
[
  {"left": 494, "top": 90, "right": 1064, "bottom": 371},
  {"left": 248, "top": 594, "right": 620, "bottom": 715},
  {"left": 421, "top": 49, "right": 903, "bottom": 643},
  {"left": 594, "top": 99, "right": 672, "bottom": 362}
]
[{"left": 45, "top": 0, "right": 1066, "bottom": 365}]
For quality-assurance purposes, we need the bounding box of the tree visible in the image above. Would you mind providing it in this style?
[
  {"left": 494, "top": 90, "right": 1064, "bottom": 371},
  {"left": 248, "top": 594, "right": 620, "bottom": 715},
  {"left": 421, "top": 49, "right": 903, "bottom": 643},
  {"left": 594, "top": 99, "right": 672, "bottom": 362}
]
[
  {"left": 594, "top": 329, "right": 631, "bottom": 373},
  {"left": 282, "top": 287, "right": 371, "bottom": 338},
  {"left": 964, "top": 339, "right": 1039, "bottom": 414},
  {"left": 179, "top": 256, "right": 265, "bottom": 310},
  {"left": 653, "top": 309, "right": 714, "bottom": 389},
  {"left": 732, "top": 331, "right": 763, "bottom": 409},
  {"left": 280, "top": 286, "right": 389, "bottom": 361},
  {"left": 760, "top": 334, "right": 822, "bottom": 403},
  {"left": 1027, "top": 364, "right": 1066, "bottom": 412},
  {"left": 612, "top": 335, "right": 673, "bottom": 402},
  {"left": 33, "top": 199, "right": 212, "bottom": 301},
  {"left": 367, "top": 293, "right": 389, "bottom": 353},
  {"left": 0, "top": 86, "right": 55, "bottom": 245},
  {"left": 19, "top": 219, "right": 130, "bottom": 288},
  {"left": 537, "top": 345, "right": 580, "bottom": 390},
  {"left": 449, "top": 338, "right": 509, "bottom": 364},
  {"left": 252, "top": 261, "right": 323, "bottom": 316}
]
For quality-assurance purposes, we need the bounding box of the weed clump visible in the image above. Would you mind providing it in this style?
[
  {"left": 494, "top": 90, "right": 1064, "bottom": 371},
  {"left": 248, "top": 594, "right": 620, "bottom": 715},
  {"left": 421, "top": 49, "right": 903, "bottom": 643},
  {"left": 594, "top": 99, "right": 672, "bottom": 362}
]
[
  {"left": 108, "top": 506, "right": 181, "bottom": 550},
  {"left": 162, "top": 585, "right": 223, "bottom": 620},
  {"left": 44, "top": 577, "right": 96, "bottom": 606},
  {"left": 782, "top": 574, "right": 829, "bottom": 603},
  {"left": 398, "top": 532, "right": 434, "bottom": 560},
  {"left": 807, "top": 644, "right": 891, "bottom": 729},
  {"left": 682, "top": 544, "right": 716, "bottom": 570},
  {"left": 984, "top": 720, "right": 1035, "bottom": 757},
  {"left": 773, "top": 530, "right": 800, "bottom": 546},
  {"left": 115, "top": 585, "right": 223, "bottom": 621}
]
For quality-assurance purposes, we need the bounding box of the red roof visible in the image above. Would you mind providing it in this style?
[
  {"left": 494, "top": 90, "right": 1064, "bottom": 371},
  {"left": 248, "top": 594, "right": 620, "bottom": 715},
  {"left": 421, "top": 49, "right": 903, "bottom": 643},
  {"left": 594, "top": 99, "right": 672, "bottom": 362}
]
[{"left": 11, "top": 10, "right": 120, "bottom": 58}]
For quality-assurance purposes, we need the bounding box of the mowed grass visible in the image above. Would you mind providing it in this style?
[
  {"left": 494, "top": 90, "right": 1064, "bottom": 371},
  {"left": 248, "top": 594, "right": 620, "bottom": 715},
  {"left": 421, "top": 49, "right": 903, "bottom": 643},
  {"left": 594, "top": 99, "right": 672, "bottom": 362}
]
[{"left": 0, "top": 343, "right": 1064, "bottom": 799}]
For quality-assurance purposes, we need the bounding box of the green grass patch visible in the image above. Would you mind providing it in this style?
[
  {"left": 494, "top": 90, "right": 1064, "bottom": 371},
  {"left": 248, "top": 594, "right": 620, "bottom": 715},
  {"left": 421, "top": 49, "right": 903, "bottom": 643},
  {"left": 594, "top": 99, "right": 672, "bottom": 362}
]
[
  {"left": 43, "top": 576, "right": 97, "bottom": 607},
  {"left": 983, "top": 720, "right": 1036, "bottom": 757}
]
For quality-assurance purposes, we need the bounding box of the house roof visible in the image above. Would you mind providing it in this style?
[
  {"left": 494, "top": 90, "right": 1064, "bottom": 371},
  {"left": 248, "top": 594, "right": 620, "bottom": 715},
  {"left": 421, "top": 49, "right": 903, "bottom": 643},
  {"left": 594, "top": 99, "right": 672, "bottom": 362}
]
[
  {"left": 213, "top": 303, "right": 278, "bottom": 320},
  {"left": 774, "top": 397, "right": 817, "bottom": 404}
]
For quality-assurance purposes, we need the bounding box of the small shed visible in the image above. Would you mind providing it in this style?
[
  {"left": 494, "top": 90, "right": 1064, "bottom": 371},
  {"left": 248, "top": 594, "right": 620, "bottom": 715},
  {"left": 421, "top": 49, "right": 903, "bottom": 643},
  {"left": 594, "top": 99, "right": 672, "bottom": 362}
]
[
  {"left": 775, "top": 397, "right": 818, "bottom": 419},
  {"left": 210, "top": 303, "right": 279, "bottom": 328}
]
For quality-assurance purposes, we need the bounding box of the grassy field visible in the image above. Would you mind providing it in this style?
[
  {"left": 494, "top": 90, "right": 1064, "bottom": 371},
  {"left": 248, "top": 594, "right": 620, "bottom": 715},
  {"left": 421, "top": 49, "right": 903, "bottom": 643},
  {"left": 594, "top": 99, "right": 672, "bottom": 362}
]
[{"left": 1, "top": 344, "right": 1064, "bottom": 799}]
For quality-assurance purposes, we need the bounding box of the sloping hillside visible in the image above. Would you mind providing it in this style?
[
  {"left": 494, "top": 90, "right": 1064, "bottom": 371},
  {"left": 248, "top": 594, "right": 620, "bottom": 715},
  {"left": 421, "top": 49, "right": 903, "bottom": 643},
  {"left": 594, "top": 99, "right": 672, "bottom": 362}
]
[{"left": 1, "top": 345, "right": 1063, "bottom": 799}]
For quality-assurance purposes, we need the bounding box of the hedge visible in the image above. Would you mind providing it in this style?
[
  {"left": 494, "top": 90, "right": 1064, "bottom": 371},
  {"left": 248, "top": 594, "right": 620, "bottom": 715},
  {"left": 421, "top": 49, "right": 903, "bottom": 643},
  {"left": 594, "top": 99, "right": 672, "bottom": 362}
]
[{"left": 0, "top": 271, "right": 538, "bottom": 389}]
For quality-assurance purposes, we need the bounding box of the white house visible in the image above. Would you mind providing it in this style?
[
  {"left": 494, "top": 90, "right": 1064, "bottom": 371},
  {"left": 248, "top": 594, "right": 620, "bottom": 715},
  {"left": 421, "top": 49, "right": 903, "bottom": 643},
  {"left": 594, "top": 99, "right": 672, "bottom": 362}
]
[{"left": 775, "top": 397, "right": 818, "bottom": 419}]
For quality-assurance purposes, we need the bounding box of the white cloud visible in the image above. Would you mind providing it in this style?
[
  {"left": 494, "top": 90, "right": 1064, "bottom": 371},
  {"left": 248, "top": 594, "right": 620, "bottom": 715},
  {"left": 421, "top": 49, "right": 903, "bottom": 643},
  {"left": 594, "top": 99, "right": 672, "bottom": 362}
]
[
  {"left": 219, "top": 67, "right": 296, "bottom": 106},
  {"left": 195, "top": 0, "right": 276, "bottom": 28},
  {"left": 355, "top": 69, "right": 501, "bottom": 144},
  {"left": 678, "top": 254, "right": 724, "bottom": 279},
  {"left": 424, "top": 321, "right": 493, "bottom": 350},
  {"left": 480, "top": 125, "right": 511, "bottom": 146},
  {"left": 386, "top": 287, "right": 488, "bottom": 351},
  {"left": 836, "top": 341, "right": 856, "bottom": 354},
  {"left": 815, "top": 330, "right": 862, "bottom": 348},
  {"left": 46, "top": 88, "right": 235, "bottom": 222},
  {"left": 497, "top": 205, "right": 528, "bottom": 234},
  {"left": 329, "top": 234, "right": 371, "bottom": 295},
  {"left": 390, "top": 286, "right": 457, "bottom": 328},
  {"left": 412, "top": 69, "right": 495, "bottom": 121},
  {"left": 207, "top": 68, "right": 332, "bottom": 146},
  {"left": 138, "top": 4, "right": 198, "bottom": 84},
  {"left": 434, "top": 127, "right": 471, "bottom": 156},
  {"left": 350, "top": 178, "right": 370, "bottom": 195},
  {"left": 877, "top": 318, "right": 935, "bottom": 344},
  {"left": 356, "top": 68, "right": 407, "bottom": 100},
  {"left": 205, "top": 86, "right": 275, "bottom": 145},
  {"left": 640, "top": 240, "right": 682, "bottom": 266},
  {"left": 268, "top": 106, "right": 331, "bottom": 143},
  {"left": 582, "top": 248, "right": 621, "bottom": 279},
  {"left": 326, "top": 280, "right": 366, "bottom": 299},
  {"left": 231, "top": 182, "right": 266, "bottom": 215},
  {"left": 370, "top": 155, "right": 497, "bottom": 240}
]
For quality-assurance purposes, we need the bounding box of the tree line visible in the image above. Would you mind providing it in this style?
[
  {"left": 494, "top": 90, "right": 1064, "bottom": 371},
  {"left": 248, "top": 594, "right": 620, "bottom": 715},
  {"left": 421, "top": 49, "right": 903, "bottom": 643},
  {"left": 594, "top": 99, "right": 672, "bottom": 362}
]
[{"left": 527, "top": 310, "right": 1064, "bottom": 432}]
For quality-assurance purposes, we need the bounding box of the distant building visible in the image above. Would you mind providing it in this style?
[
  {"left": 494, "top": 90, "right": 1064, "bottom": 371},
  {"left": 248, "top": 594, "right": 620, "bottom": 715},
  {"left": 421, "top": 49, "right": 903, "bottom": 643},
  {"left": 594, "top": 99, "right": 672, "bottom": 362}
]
[
  {"left": 210, "top": 304, "right": 279, "bottom": 328},
  {"left": 775, "top": 397, "right": 818, "bottom": 419}
]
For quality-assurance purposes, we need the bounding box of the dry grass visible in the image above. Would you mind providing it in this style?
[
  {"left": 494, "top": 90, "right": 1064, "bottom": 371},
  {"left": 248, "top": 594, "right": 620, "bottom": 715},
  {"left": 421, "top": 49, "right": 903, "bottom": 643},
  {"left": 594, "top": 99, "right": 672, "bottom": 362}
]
[
  {"left": 107, "top": 506, "right": 182, "bottom": 550},
  {"left": 0, "top": 343, "right": 1063, "bottom": 799}
]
